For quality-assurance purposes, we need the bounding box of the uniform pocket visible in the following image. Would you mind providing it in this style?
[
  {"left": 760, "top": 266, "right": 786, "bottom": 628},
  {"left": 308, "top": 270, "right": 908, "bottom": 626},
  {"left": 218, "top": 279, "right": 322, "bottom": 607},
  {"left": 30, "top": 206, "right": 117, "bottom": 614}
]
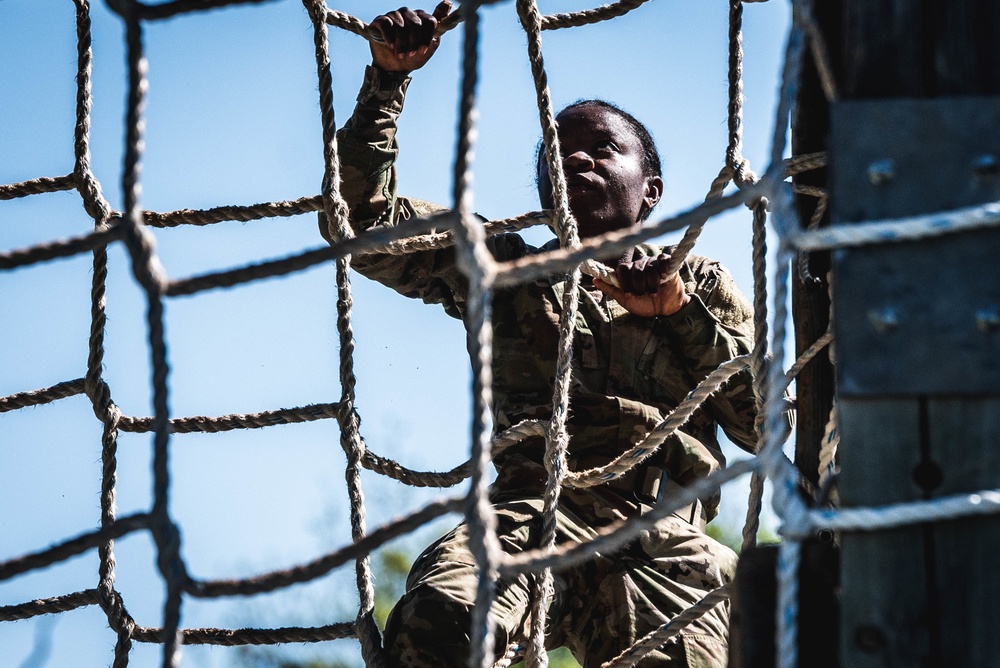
[{"left": 681, "top": 633, "right": 729, "bottom": 668}]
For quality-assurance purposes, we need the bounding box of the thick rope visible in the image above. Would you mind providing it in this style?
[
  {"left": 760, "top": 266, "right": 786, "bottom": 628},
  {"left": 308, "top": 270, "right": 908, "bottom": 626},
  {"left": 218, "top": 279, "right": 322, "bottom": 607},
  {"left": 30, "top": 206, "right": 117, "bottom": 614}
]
[
  {"left": 0, "top": 514, "right": 151, "bottom": 582},
  {"left": 106, "top": 4, "right": 187, "bottom": 664},
  {"left": 0, "top": 175, "right": 76, "bottom": 200},
  {"left": 742, "top": 198, "right": 769, "bottom": 552},
  {"left": 817, "top": 400, "right": 838, "bottom": 492},
  {"left": 302, "top": 1, "right": 383, "bottom": 664},
  {"left": 601, "top": 584, "right": 732, "bottom": 668},
  {"left": 444, "top": 3, "right": 507, "bottom": 667},
  {"left": 563, "top": 356, "right": 750, "bottom": 488},
  {"left": 0, "top": 379, "right": 86, "bottom": 412},
  {"left": 186, "top": 495, "right": 463, "bottom": 598},
  {"left": 500, "top": 459, "right": 761, "bottom": 576},
  {"left": 0, "top": 590, "right": 102, "bottom": 622},
  {"left": 73, "top": 2, "right": 132, "bottom": 658},
  {"left": 514, "top": 0, "right": 586, "bottom": 660},
  {"left": 11, "top": 2, "right": 1000, "bottom": 667}
]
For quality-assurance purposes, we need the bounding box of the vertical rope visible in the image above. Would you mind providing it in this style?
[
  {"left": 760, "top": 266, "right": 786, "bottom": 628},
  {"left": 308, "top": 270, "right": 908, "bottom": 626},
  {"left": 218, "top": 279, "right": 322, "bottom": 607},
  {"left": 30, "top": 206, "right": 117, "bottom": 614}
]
[
  {"left": 74, "top": 1, "right": 135, "bottom": 663},
  {"left": 73, "top": 0, "right": 112, "bottom": 223},
  {"left": 742, "top": 200, "right": 769, "bottom": 551},
  {"left": 516, "top": 0, "right": 583, "bottom": 664},
  {"left": 445, "top": 4, "right": 505, "bottom": 668},
  {"left": 115, "top": 3, "right": 185, "bottom": 666},
  {"left": 817, "top": 400, "right": 838, "bottom": 490},
  {"left": 758, "top": 242, "right": 810, "bottom": 668},
  {"left": 516, "top": 0, "right": 576, "bottom": 250},
  {"left": 756, "top": 243, "right": 802, "bottom": 668},
  {"left": 776, "top": 539, "right": 802, "bottom": 668},
  {"left": 661, "top": 0, "right": 758, "bottom": 280},
  {"left": 761, "top": 22, "right": 811, "bottom": 667},
  {"left": 303, "top": 1, "right": 353, "bottom": 243},
  {"left": 726, "top": 0, "right": 756, "bottom": 187},
  {"left": 302, "top": 2, "right": 381, "bottom": 665}
]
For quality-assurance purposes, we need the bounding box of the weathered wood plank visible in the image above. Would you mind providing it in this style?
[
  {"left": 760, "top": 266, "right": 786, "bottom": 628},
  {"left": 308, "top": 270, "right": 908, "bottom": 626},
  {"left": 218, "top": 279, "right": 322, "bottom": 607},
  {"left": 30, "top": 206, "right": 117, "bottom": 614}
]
[
  {"left": 843, "top": 1, "right": 926, "bottom": 98},
  {"left": 927, "top": 398, "right": 1000, "bottom": 667},
  {"left": 937, "top": 0, "right": 1000, "bottom": 96},
  {"left": 838, "top": 398, "right": 930, "bottom": 668},
  {"left": 729, "top": 541, "right": 839, "bottom": 668}
]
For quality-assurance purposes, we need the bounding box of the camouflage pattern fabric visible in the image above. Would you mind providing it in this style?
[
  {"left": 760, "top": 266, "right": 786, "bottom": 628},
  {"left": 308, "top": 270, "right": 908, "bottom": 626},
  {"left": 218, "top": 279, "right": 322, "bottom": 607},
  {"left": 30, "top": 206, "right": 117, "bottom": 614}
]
[
  {"left": 383, "top": 495, "right": 736, "bottom": 668},
  {"left": 333, "top": 65, "right": 766, "bottom": 667}
]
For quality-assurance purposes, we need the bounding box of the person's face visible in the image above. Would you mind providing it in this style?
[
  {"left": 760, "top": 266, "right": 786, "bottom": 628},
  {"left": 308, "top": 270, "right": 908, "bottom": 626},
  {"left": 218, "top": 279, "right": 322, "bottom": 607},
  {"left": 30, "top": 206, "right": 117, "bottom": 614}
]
[{"left": 537, "top": 106, "right": 662, "bottom": 239}]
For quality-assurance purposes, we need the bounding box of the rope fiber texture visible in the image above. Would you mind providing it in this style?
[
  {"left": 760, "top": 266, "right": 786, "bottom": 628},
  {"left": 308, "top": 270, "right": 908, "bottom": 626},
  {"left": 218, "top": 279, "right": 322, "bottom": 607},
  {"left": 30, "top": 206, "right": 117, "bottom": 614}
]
[{"left": 5, "top": 0, "right": 1000, "bottom": 667}]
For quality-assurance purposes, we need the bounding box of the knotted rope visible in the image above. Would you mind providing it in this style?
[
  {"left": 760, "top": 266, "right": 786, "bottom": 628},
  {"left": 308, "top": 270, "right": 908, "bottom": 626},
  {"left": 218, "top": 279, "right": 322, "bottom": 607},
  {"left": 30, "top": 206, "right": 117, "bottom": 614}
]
[{"left": 6, "top": 2, "right": 1000, "bottom": 668}]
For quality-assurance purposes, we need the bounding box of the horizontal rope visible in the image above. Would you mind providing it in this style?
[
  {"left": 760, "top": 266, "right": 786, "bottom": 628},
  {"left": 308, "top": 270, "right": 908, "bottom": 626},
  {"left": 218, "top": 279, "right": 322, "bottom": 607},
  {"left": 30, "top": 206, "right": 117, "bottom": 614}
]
[
  {"left": 566, "top": 356, "right": 750, "bottom": 487},
  {"left": 0, "top": 378, "right": 86, "bottom": 412},
  {"left": 187, "top": 495, "right": 462, "bottom": 598},
  {"left": 602, "top": 583, "right": 732, "bottom": 668},
  {"left": 164, "top": 207, "right": 554, "bottom": 296},
  {"left": 789, "top": 199, "right": 1000, "bottom": 251},
  {"left": 782, "top": 151, "right": 826, "bottom": 177},
  {"left": 0, "top": 174, "right": 76, "bottom": 200},
  {"left": 120, "top": 402, "right": 340, "bottom": 433},
  {"left": 791, "top": 183, "right": 825, "bottom": 199},
  {"left": 0, "top": 513, "right": 150, "bottom": 582},
  {"left": 106, "top": 0, "right": 276, "bottom": 22},
  {"left": 362, "top": 420, "right": 546, "bottom": 488},
  {"left": 783, "top": 329, "right": 832, "bottom": 384},
  {"left": 500, "top": 458, "right": 759, "bottom": 576},
  {"left": 785, "top": 488, "right": 1000, "bottom": 539},
  {"left": 326, "top": 4, "right": 465, "bottom": 42},
  {"left": 0, "top": 223, "right": 123, "bottom": 271},
  {"left": 131, "top": 621, "right": 356, "bottom": 646},
  {"left": 142, "top": 195, "right": 324, "bottom": 228},
  {"left": 539, "top": 0, "right": 651, "bottom": 30},
  {"left": 0, "top": 589, "right": 100, "bottom": 622},
  {"left": 494, "top": 184, "right": 764, "bottom": 288}
]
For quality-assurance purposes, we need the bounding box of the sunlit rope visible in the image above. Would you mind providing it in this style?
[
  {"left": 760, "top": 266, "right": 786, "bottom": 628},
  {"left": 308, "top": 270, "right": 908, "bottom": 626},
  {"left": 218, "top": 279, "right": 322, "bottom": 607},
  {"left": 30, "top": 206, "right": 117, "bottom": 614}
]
[{"left": 5, "top": 1, "right": 1000, "bottom": 667}]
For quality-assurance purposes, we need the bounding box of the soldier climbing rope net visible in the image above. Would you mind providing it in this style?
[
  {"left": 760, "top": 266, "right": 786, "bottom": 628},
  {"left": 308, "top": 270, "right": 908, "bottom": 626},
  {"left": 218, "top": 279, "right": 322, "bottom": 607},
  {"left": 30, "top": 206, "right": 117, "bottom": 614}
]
[{"left": 4, "top": 1, "right": 1000, "bottom": 667}]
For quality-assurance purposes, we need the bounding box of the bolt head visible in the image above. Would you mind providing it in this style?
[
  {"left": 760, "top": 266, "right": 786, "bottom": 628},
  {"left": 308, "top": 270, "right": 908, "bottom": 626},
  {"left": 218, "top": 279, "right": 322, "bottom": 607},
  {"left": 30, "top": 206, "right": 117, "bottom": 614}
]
[
  {"left": 976, "top": 308, "right": 1000, "bottom": 333},
  {"left": 973, "top": 153, "right": 1000, "bottom": 178},
  {"left": 867, "top": 306, "right": 899, "bottom": 334},
  {"left": 867, "top": 159, "right": 896, "bottom": 186}
]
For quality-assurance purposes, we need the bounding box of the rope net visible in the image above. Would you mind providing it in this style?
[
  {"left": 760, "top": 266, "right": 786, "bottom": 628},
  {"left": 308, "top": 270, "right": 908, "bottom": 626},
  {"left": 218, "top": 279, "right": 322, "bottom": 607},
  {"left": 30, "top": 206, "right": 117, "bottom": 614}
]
[{"left": 3, "top": 1, "right": 999, "bottom": 667}]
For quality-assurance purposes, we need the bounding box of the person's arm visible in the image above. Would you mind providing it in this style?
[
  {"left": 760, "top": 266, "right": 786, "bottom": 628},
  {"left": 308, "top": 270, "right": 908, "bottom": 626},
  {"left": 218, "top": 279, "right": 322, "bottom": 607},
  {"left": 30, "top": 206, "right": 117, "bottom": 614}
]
[
  {"left": 596, "top": 251, "right": 766, "bottom": 452},
  {"left": 656, "top": 257, "right": 760, "bottom": 452},
  {"left": 331, "top": 2, "right": 451, "bottom": 235},
  {"left": 328, "top": 3, "right": 482, "bottom": 319}
]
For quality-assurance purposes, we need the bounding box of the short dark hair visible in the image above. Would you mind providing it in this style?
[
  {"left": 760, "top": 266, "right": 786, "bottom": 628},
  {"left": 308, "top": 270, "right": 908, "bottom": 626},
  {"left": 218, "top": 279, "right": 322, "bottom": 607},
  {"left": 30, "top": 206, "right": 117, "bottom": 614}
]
[{"left": 534, "top": 99, "right": 662, "bottom": 180}]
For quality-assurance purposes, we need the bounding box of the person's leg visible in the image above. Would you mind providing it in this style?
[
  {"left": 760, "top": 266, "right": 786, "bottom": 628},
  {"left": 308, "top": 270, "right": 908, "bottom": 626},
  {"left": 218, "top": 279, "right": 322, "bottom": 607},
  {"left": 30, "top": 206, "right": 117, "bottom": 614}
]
[
  {"left": 383, "top": 503, "right": 538, "bottom": 668},
  {"left": 568, "top": 516, "right": 737, "bottom": 668}
]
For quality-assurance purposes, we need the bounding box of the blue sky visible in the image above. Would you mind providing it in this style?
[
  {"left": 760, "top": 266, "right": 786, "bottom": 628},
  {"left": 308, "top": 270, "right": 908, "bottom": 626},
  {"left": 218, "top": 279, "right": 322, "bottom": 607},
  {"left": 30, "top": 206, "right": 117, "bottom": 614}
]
[{"left": 1, "top": 0, "right": 791, "bottom": 665}]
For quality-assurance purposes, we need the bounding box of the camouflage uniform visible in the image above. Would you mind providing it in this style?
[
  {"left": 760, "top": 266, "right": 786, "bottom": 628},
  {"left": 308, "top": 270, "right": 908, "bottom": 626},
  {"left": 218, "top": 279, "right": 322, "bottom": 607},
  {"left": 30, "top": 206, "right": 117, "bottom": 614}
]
[{"left": 330, "top": 66, "right": 761, "bottom": 668}]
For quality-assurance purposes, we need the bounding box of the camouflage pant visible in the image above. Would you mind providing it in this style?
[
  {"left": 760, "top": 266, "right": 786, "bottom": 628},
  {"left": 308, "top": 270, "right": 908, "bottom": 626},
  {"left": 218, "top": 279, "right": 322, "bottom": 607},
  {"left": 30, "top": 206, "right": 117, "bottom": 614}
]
[{"left": 383, "top": 496, "right": 737, "bottom": 668}]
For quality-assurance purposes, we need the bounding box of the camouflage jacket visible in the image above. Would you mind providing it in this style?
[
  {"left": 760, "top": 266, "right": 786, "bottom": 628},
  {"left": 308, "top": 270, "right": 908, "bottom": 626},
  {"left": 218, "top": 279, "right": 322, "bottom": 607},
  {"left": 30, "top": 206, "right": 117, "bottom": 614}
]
[{"left": 330, "top": 66, "right": 759, "bottom": 520}]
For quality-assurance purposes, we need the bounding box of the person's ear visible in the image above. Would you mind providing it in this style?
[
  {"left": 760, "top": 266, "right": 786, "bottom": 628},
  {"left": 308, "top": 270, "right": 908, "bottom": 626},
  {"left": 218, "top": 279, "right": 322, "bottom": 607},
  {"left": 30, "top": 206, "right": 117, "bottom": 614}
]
[{"left": 643, "top": 176, "right": 664, "bottom": 211}]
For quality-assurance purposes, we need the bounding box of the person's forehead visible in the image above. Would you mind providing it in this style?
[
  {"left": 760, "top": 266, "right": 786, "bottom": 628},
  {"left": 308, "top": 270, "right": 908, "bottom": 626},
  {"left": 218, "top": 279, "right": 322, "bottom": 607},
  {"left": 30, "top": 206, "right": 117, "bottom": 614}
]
[{"left": 555, "top": 106, "right": 642, "bottom": 147}]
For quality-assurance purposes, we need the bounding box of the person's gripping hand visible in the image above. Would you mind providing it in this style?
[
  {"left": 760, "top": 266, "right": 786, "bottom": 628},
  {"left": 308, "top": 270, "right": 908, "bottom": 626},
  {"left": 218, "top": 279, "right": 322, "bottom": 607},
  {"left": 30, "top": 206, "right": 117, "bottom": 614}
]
[
  {"left": 369, "top": 2, "right": 452, "bottom": 72},
  {"left": 593, "top": 253, "right": 691, "bottom": 318}
]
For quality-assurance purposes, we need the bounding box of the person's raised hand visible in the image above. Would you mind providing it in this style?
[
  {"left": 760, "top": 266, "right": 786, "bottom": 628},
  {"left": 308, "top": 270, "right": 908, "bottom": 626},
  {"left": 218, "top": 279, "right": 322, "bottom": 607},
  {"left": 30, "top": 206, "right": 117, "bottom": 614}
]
[
  {"left": 593, "top": 252, "right": 691, "bottom": 318},
  {"left": 369, "top": 2, "right": 451, "bottom": 72}
]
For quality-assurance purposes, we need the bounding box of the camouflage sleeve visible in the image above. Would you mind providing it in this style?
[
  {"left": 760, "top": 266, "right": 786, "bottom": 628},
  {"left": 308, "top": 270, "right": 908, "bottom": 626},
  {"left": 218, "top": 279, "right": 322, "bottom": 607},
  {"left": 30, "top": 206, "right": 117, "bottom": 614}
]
[
  {"left": 326, "top": 65, "right": 469, "bottom": 319},
  {"left": 657, "top": 258, "right": 760, "bottom": 452}
]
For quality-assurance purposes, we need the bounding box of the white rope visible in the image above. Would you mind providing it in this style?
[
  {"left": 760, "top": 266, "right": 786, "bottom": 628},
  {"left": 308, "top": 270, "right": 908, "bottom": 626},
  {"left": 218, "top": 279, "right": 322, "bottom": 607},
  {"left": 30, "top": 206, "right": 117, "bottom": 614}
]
[
  {"left": 9, "top": 2, "right": 1000, "bottom": 668},
  {"left": 790, "top": 199, "right": 1000, "bottom": 251}
]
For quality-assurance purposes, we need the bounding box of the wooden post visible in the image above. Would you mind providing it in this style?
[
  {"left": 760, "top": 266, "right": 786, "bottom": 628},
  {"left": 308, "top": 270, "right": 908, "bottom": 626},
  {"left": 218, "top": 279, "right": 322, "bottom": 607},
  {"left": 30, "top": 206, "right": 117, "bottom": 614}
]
[
  {"left": 791, "top": 1, "right": 840, "bottom": 491},
  {"left": 830, "top": 2, "right": 1000, "bottom": 667}
]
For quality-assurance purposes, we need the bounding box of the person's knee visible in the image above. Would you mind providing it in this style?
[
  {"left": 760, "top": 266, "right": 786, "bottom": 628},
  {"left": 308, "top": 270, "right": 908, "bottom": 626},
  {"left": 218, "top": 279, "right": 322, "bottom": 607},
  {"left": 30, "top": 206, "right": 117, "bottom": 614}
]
[{"left": 383, "top": 582, "right": 478, "bottom": 668}]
